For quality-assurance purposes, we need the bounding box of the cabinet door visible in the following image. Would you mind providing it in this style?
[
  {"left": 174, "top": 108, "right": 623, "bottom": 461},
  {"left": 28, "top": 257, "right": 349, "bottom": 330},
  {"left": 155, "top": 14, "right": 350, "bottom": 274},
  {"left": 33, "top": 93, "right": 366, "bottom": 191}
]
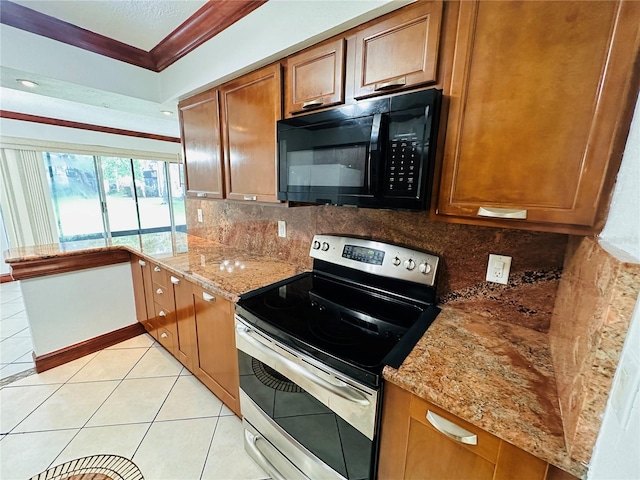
[
  {"left": 130, "top": 256, "right": 157, "bottom": 339},
  {"left": 285, "top": 38, "right": 345, "bottom": 115},
  {"left": 437, "top": 0, "right": 640, "bottom": 233},
  {"left": 171, "top": 275, "right": 197, "bottom": 373},
  {"left": 179, "top": 89, "right": 224, "bottom": 199},
  {"left": 192, "top": 287, "right": 240, "bottom": 416},
  {"left": 353, "top": 1, "right": 443, "bottom": 100},
  {"left": 220, "top": 63, "right": 282, "bottom": 203}
]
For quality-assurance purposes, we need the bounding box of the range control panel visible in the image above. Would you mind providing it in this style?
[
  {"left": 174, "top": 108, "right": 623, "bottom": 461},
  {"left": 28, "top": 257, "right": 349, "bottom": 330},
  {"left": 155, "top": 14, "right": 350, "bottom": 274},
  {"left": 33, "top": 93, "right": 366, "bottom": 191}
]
[{"left": 310, "top": 234, "right": 439, "bottom": 287}]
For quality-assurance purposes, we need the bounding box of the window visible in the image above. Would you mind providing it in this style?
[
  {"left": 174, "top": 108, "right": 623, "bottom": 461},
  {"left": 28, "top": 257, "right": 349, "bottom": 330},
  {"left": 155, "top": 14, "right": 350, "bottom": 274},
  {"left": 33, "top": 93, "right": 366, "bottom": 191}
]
[{"left": 44, "top": 152, "right": 185, "bottom": 242}]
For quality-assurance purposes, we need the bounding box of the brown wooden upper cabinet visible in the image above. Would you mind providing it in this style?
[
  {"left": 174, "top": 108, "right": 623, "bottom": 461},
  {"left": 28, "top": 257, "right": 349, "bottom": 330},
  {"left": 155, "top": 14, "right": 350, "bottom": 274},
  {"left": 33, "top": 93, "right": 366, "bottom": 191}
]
[
  {"left": 285, "top": 38, "right": 346, "bottom": 115},
  {"left": 353, "top": 1, "right": 443, "bottom": 100},
  {"left": 436, "top": 0, "right": 640, "bottom": 234},
  {"left": 220, "top": 63, "right": 283, "bottom": 203},
  {"left": 178, "top": 89, "right": 224, "bottom": 199}
]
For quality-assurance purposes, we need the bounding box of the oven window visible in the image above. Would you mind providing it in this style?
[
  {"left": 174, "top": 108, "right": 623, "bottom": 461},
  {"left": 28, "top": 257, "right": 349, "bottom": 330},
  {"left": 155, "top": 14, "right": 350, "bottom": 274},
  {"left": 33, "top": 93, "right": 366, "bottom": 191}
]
[
  {"left": 279, "top": 117, "right": 373, "bottom": 190},
  {"left": 238, "top": 350, "right": 373, "bottom": 479}
]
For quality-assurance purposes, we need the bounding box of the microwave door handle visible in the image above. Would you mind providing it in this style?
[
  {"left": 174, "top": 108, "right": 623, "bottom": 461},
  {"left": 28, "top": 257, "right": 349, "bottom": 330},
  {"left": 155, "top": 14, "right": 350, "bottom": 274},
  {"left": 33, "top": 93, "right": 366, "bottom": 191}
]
[{"left": 368, "top": 113, "right": 383, "bottom": 193}]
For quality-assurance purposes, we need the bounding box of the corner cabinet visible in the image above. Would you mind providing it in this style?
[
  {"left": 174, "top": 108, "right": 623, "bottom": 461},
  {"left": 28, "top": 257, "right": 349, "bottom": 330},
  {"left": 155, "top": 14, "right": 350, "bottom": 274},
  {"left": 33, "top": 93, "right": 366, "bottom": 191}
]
[
  {"left": 220, "top": 63, "right": 283, "bottom": 203},
  {"left": 353, "top": 1, "right": 443, "bottom": 100},
  {"left": 436, "top": 0, "right": 640, "bottom": 234},
  {"left": 379, "top": 383, "right": 576, "bottom": 480},
  {"left": 178, "top": 89, "right": 225, "bottom": 199}
]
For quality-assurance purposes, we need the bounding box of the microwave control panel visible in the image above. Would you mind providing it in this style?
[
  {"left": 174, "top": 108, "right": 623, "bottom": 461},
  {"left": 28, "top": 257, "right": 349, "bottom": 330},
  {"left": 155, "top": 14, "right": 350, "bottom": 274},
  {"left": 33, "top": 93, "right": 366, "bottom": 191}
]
[{"left": 386, "top": 133, "right": 421, "bottom": 196}]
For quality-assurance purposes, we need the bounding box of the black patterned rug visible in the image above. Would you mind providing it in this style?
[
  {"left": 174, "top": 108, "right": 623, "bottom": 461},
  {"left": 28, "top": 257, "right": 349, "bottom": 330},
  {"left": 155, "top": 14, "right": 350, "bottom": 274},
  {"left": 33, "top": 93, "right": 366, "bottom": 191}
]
[{"left": 29, "top": 455, "right": 143, "bottom": 480}]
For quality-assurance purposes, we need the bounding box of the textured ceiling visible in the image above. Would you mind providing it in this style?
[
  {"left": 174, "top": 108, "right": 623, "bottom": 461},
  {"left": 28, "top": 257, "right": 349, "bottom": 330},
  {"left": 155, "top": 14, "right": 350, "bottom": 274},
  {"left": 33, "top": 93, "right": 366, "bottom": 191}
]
[{"left": 10, "top": 0, "right": 208, "bottom": 50}]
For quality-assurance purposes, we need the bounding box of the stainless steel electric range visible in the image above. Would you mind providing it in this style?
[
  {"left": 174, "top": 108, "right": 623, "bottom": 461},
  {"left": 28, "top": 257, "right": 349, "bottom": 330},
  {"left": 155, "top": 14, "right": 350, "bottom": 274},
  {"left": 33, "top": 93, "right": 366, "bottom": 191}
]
[{"left": 235, "top": 235, "right": 440, "bottom": 480}]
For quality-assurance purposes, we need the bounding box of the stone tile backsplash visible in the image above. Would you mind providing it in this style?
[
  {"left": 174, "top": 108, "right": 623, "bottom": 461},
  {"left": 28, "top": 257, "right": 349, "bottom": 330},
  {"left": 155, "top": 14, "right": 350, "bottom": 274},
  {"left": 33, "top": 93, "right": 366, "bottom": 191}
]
[{"left": 186, "top": 198, "right": 568, "bottom": 332}]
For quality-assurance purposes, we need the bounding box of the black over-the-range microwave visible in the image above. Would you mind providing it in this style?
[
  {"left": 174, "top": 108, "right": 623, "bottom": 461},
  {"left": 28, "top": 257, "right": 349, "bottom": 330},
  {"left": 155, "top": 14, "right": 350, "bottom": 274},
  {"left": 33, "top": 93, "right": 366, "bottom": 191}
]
[{"left": 277, "top": 88, "right": 442, "bottom": 210}]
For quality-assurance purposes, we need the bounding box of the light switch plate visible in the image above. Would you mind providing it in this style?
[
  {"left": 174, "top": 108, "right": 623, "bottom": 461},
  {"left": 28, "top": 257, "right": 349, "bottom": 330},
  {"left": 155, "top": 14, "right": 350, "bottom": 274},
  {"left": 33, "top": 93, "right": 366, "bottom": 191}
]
[
  {"left": 197, "top": 208, "right": 203, "bottom": 223},
  {"left": 278, "top": 221, "right": 286, "bottom": 238},
  {"left": 486, "top": 254, "right": 512, "bottom": 285}
]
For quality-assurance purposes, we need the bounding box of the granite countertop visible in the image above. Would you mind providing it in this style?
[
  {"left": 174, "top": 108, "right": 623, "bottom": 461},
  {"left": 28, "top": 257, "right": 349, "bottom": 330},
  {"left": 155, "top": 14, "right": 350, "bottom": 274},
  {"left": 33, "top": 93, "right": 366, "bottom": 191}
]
[
  {"left": 3, "top": 232, "right": 304, "bottom": 302},
  {"left": 383, "top": 305, "right": 582, "bottom": 477},
  {"left": 4, "top": 232, "right": 579, "bottom": 476}
]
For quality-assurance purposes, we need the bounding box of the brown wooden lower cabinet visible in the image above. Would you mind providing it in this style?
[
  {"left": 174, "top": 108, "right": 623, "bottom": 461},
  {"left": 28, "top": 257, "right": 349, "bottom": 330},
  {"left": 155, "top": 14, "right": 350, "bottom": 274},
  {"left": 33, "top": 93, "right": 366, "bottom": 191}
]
[
  {"left": 129, "top": 259, "right": 241, "bottom": 416},
  {"left": 192, "top": 285, "right": 241, "bottom": 416},
  {"left": 379, "top": 382, "right": 574, "bottom": 480}
]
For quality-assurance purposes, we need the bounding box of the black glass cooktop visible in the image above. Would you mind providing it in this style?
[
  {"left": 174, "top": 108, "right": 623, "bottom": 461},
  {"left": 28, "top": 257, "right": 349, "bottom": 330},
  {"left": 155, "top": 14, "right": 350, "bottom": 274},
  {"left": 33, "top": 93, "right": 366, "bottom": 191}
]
[{"left": 237, "top": 272, "right": 438, "bottom": 387}]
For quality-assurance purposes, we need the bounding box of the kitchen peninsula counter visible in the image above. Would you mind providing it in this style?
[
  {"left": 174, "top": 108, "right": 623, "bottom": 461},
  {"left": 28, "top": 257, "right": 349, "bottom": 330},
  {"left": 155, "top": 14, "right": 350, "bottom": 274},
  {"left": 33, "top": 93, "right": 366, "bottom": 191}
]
[
  {"left": 3, "top": 232, "right": 304, "bottom": 302},
  {"left": 383, "top": 305, "right": 580, "bottom": 477}
]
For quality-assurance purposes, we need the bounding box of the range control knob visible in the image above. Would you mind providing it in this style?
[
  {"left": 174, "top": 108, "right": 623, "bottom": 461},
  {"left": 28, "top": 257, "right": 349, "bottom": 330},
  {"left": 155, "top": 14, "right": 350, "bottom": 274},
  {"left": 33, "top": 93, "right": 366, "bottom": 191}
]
[
  {"left": 419, "top": 263, "right": 432, "bottom": 274},
  {"left": 312, "top": 240, "right": 321, "bottom": 250},
  {"left": 321, "top": 242, "right": 330, "bottom": 251},
  {"left": 404, "top": 259, "right": 416, "bottom": 270},
  {"left": 392, "top": 256, "right": 402, "bottom": 266}
]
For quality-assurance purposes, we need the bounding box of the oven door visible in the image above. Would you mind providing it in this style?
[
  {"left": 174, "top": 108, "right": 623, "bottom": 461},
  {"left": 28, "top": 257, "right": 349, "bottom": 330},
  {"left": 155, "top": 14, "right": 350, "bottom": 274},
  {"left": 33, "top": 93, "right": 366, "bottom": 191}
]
[{"left": 235, "top": 316, "right": 378, "bottom": 480}]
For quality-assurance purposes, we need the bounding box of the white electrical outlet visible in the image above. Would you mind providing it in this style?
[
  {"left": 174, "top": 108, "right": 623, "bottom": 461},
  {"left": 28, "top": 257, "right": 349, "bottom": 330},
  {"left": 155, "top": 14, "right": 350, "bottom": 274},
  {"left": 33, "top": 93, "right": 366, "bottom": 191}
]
[
  {"left": 197, "top": 208, "right": 203, "bottom": 223},
  {"left": 611, "top": 358, "right": 639, "bottom": 426},
  {"left": 486, "top": 254, "right": 512, "bottom": 285},
  {"left": 278, "top": 221, "right": 286, "bottom": 238}
]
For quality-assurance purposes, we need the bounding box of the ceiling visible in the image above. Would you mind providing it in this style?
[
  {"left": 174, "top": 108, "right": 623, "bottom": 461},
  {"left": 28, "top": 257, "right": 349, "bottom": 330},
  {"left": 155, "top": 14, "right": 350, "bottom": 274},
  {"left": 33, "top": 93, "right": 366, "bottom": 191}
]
[{"left": 10, "top": 0, "right": 208, "bottom": 51}]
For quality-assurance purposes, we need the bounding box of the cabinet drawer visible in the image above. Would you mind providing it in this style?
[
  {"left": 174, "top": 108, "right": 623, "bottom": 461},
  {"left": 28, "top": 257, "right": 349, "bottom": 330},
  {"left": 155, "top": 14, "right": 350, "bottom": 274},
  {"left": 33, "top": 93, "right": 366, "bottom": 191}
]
[
  {"left": 410, "top": 396, "right": 500, "bottom": 465},
  {"left": 153, "top": 281, "right": 174, "bottom": 310},
  {"left": 157, "top": 326, "right": 176, "bottom": 352},
  {"left": 193, "top": 287, "right": 232, "bottom": 315},
  {"left": 150, "top": 263, "right": 168, "bottom": 288}
]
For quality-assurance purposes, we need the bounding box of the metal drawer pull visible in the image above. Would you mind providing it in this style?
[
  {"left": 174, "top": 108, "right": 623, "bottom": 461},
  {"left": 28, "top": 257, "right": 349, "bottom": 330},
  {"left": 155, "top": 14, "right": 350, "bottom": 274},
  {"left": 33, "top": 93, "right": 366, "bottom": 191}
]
[
  {"left": 160, "top": 332, "right": 168, "bottom": 339},
  {"left": 243, "top": 195, "right": 257, "bottom": 201},
  {"left": 374, "top": 76, "right": 407, "bottom": 91},
  {"left": 426, "top": 410, "right": 478, "bottom": 445},
  {"left": 196, "top": 192, "right": 207, "bottom": 198},
  {"left": 156, "top": 288, "right": 163, "bottom": 294},
  {"left": 170, "top": 276, "right": 180, "bottom": 285},
  {"left": 153, "top": 266, "right": 161, "bottom": 272},
  {"left": 477, "top": 207, "right": 527, "bottom": 219},
  {"left": 158, "top": 310, "right": 166, "bottom": 317},
  {"left": 138, "top": 259, "right": 146, "bottom": 267},
  {"left": 302, "top": 99, "right": 324, "bottom": 109},
  {"left": 244, "top": 429, "right": 286, "bottom": 480},
  {"left": 202, "top": 292, "right": 216, "bottom": 302},
  {"left": 236, "top": 324, "right": 370, "bottom": 406}
]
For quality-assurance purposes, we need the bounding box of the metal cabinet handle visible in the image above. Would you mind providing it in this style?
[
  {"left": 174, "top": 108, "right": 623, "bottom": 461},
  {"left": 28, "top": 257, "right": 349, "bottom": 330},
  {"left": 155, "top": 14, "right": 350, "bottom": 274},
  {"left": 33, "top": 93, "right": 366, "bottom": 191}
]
[
  {"left": 160, "top": 332, "right": 168, "bottom": 339},
  {"left": 243, "top": 195, "right": 257, "bottom": 201},
  {"left": 426, "top": 410, "right": 478, "bottom": 445},
  {"left": 477, "top": 207, "right": 527, "bottom": 219},
  {"left": 196, "top": 192, "right": 207, "bottom": 198},
  {"left": 244, "top": 429, "right": 286, "bottom": 480},
  {"left": 156, "top": 288, "right": 163, "bottom": 294},
  {"left": 170, "top": 276, "right": 180, "bottom": 285},
  {"left": 153, "top": 266, "right": 161, "bottom": 272},
  {"left": 374, "top": 76, "right": 407, "bottom": 91},
  {"left": 158, "top": 310, "right": 166, "bottom": 317},
  {"left": 302, "top": 99, "right": 324, "bottom": 109},
  {"left": 202, "top": 292, "right": 216, "bottom": 302},
  {"left": 138, "top": 259, "right": 146, "bottom": 267}
]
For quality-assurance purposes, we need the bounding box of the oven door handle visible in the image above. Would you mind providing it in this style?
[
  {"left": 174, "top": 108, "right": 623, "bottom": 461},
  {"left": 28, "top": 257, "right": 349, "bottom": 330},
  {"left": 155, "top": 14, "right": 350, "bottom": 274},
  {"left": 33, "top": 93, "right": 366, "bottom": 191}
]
[
  {"left": 236, "top": 325, "right": 371, "bottom": 406},
  {"left": 244, "top": 429, "right": 288, "bottom": 480}
]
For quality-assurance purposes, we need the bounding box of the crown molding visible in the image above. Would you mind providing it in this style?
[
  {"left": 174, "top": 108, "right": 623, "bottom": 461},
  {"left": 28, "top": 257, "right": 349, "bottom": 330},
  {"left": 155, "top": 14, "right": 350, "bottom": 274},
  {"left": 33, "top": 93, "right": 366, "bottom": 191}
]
[
  {"left": 0, "top": 110, "right": 181, "bottom": 143},
  {"left": 0, "top": 0, "right": 268, "bottom": 72}
]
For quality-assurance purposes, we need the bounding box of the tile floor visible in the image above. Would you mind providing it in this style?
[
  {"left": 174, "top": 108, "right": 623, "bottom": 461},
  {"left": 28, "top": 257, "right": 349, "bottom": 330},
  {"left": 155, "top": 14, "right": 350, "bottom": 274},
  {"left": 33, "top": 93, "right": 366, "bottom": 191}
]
[{"left": 0, "top": 281, "right": 269, "bottom": 480}]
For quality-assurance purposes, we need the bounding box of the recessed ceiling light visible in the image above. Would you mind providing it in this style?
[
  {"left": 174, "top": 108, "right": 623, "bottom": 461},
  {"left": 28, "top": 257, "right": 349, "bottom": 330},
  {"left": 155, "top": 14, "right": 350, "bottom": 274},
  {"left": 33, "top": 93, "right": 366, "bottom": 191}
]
[
  {"left": 17, "top": 79, "right": 39, "bottom": 88},
  {"left": 161, "top": 110, "right": 173, "bottom": 116}
]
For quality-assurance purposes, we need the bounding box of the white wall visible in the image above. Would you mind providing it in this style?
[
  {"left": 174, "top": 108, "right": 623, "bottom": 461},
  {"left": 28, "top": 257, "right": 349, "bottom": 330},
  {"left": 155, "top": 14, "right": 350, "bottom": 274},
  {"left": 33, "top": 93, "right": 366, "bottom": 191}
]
[
  {"left": 20, "top": 263, "right": 136, "bottom": 355},
  {"left": 588, "top": 96, "right": 640, "bottom": 479}
]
